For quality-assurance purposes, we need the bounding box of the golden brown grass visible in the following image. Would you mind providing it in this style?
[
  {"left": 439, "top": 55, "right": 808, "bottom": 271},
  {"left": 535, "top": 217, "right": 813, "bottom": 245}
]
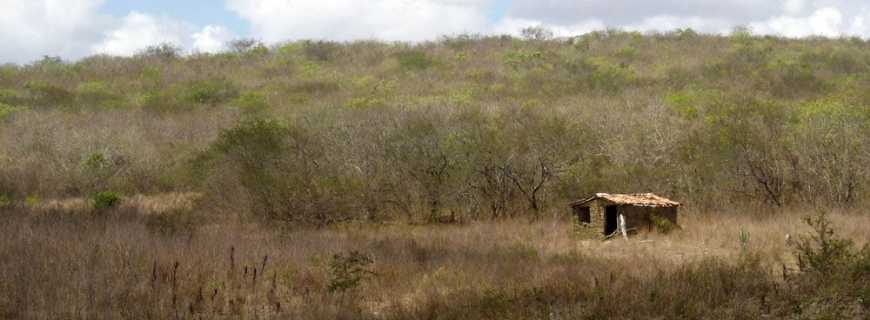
[
  {"left": 30, "top": 192, "right": 203, "bottom": 215},
  {"left": 1, "top": 203, "right": 867, "bottom": 319}
]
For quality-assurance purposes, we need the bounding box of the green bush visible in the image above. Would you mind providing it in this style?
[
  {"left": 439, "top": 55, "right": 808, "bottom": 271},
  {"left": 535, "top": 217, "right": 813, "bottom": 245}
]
[
  {"left": 248, "top": 44, "right": 270, "bottom": 57},
  {"left": 731, "top": 26, "right": 753, "bottom": 43},
  {"left": 616, "top": 45, "right": 639, "bottom": 60},
  {"left": 24, "top": 80, "right": 73, "bottom": 107},
  {"left": 212, "top": 118, "right": 289, "bottom": 157},
  {"left": 195, "top": 118, "right": 290, "bottom": 218},
  {"left": 92, "top": 191, "right": 122, "bottom": 211},
  {"left": 134, "top": 90, "right": 178, "bottom": 112},
  {"left": 328, "top": 250, "right": 375, "bottom": 294},
  {"left": 24, "top": 195, "right": 40, "bottom": 207},
  {"left": 503, "top": 49, "right": 544, "bottom": 71},
  {"left": 275, "top": 42, "right": 303, "bottom": 60},
  {"left": 139, "top": 66, "right": 162, "bottom": 86},
  {"left": 0, "top": 194, "right": 11, "bottom": 208},
  {"left": 800, "top": 48, "right": 866, "bottom": 74},
  {"left": 651, "top": 214, "right": 676, "bottom": 234},
  {"left": 0, "top": 89, "right": 21, "bottom": 105},
  {"left": 765, "top": 58, "right": 826, "bottom": 98},
  {"left": 80, "top": 151, "right": 119, "bottom": 192},
  {"left": 785, "top": 211, "right": 870, "bottom": 318},
  {"left": 198, "top": 118, "right": 358, "bottom": 225},
  {"left": 177, "top": 79, "right": 239, "bottom": 105},
  {"left": 664, "top": 91, "right": 700, "bottom": 119},
  {"left": 664, "top": 88, "right": 722, "bottom": 120},
  {"left": 795, "top": 211, "right": 856, "bottom": 273},
  {"left": 347, "top": 95, "right": 386, "bottom": 110},
  {"left": 0, "top": 103, "right": 24, "bottom": 121},
  {"left": 0, "top": 65, "right": 17, "bottom": 81},
  {"left": 396, "top": 50, "right": 434, "bottom": 71},
  {"left": 75, "top": 81, "right": 124, "bottom": 108},
  {"left": 232, "top": 91, "right": 269, "bottom": 114},
  {"left": 82, "top": 152, "right": 112, "bottom": 171},
  {"left": 587, "top": 59, "right": 635, "bottom": 93},
  {"left": 31, "top": 56, "right": 71, "bottom": 75}
]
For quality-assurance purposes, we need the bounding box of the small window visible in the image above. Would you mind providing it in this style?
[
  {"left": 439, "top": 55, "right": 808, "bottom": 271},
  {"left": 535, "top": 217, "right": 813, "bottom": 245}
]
[{"left": 575, "top": 206, "right": 591, "bottom": 224}]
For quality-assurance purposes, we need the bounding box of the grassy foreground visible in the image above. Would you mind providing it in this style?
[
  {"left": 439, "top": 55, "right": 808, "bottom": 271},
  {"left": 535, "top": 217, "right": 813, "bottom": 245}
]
[{"left": 1, "top": 204, "right": 868, "bottom": 319}]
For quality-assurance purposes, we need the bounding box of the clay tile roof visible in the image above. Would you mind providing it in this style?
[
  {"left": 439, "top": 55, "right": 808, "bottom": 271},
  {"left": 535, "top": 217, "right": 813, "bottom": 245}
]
[{"left": 571, "top": 193, "right": 680, "bottom": 207}]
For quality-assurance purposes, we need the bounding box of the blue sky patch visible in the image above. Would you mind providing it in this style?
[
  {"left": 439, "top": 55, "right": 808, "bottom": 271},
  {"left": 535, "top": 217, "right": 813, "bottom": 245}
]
[{"left": 102, "top": 0, "right": 250, "bottom": 35}]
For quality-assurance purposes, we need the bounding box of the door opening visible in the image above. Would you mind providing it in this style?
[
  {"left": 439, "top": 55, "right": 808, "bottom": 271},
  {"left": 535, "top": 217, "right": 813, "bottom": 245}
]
[{"left": 604, "top": 205, "right": 618, "bottom": 235}]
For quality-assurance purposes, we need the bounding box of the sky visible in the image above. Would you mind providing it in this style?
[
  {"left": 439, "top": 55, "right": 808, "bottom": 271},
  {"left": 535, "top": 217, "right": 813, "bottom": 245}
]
[{"left": 2, "top": 0, "right": 870, "bottom": 64}]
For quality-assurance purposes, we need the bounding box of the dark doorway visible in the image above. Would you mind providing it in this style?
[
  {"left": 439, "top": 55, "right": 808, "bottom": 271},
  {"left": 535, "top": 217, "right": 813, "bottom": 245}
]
[
  {"left": 604, "top": 205, "right": 618, "bottom": 235},
  {"left": 575, "top": 206, "right": 591, "bottom": 224}
]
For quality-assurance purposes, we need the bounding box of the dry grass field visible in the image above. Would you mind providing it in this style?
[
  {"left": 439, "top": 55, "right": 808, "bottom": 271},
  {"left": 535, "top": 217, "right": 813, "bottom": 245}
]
[{"left": 1, "top": 200, "right": 868, "bottom": 319}]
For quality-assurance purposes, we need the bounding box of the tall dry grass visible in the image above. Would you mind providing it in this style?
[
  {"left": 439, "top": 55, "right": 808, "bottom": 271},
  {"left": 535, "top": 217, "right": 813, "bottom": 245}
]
[{"left": 1, "top": 204, "right": 866, "bottom": 319}]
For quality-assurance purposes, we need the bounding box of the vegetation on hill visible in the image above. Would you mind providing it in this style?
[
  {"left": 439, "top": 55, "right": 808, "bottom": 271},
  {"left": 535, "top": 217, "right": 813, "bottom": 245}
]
[{"left": 2, "top": 30, "right": 870, "bottom": 223}]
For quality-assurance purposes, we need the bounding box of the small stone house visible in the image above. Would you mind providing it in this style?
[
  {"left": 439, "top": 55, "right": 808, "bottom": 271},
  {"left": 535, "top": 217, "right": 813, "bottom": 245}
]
[{"left": 571, "top": 193, "right": 680, "bottom": 238}]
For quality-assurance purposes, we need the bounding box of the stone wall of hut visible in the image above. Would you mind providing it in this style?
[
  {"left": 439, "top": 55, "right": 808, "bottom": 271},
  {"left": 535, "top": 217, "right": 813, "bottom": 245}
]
[
  {"left": 573, "top": 199, "right": 606, "bottom": 238},
  {"left": 573, "top": 200, "right": 678, "bottom": 238}
]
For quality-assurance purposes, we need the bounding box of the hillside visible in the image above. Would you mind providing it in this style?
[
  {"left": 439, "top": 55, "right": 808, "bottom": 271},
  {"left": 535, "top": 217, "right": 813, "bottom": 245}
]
[{"left": 3, "top": 30, "right": 870, "bottom": 223}]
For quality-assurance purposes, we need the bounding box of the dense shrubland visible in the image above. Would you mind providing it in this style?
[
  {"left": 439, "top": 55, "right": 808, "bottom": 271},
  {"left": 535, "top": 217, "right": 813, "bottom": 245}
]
[{"left": 2, "top": 30, "right": 870, "bottom": 225}]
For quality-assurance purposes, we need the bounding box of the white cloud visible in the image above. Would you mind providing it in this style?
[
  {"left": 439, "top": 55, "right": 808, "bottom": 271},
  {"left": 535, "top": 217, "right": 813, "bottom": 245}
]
[
  {"left": 784, "top": 0, "right": 806, "bottom": 15},
  {"left": 490, "top": 14, "right": 734, "bottom": 38},
  {"left": 225, "top": 0, "right": 490, "bottom": 43},
  {"left": 91, "top": 12, "right": 192, "bottom": 56},
  {"left": 5, "top": 0, "right": 870, "bottom": 64},
  {"left": 0, "top": 0, "right": 109, "bottom": 64},
  {"left": 751, "top": 7, "right": 844, "bottom": 37},
  {"left": 0, "top": 1, "right": 238, "bottom": 63},
  {"left": 847, "top": 7, "right": 870, "bottom": 36},
  {"left": 505, "top": 0, "right": 784, "bottom": 27},
  {"left": 193, "top": 25, "right": 236, "bottom": 53},
  {"left": 500, "top": 0, "right": 870, "bottom": 39},
  {"left": 91, "top": 13, "right": 239, "bottom": 57},
  {"left": 623, "top": 15, "right": 734, "bottom": 34}
]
